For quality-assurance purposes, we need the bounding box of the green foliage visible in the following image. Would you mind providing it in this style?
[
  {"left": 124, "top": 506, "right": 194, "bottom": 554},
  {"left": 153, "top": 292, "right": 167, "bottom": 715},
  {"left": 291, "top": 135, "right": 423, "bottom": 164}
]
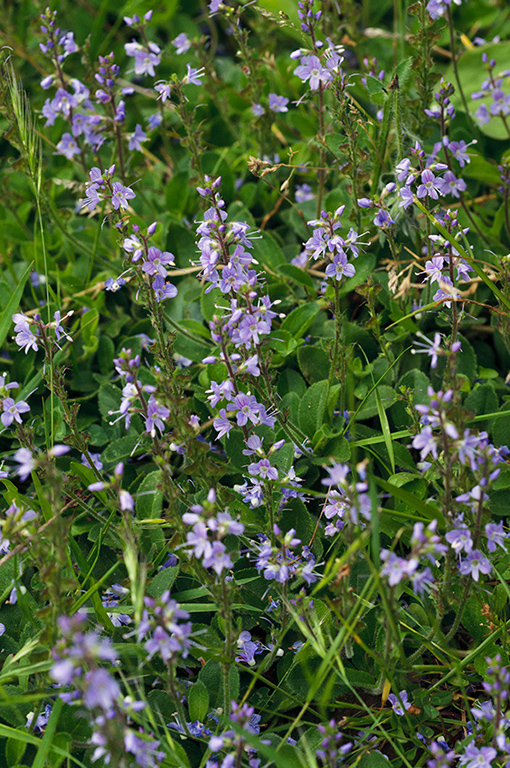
[{"left": 1, "top": 0, "right": 510, "bottom": 766}]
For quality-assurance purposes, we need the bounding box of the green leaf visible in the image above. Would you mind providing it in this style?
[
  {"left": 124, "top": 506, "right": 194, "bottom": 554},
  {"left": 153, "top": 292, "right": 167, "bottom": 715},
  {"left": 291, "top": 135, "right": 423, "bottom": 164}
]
[
  {"left": 79, "top": 308, "right": 99, "bottom": 359},
  {"left": 198, "top": 661, "right": 239, "bottom": 709},
  {"left": 223, "top": 428, "right": 248, "bottom": 473},
  {"left": 0, "top": 262, "right": 32, "bottom": 349},
  {"left": 356, "top": 385, "right": 397, "bottom": 420},
  {"left": 490, "top": 403, "right": 510, "bottom": 447},
  {"left": 165, "top": 171, "right": 190, "bottom": 214},
  {"left": 102, "top": 436, "right": 140, "bottom": 464},
  {"left": 374, "top": 386, "right": 395, "bottom": 474},
  {"left": 376, "top": 477, "right": 444, "bottom": 526},
  {"left": 297, "top": 346, "right": 331, "bottom": 383},
  {"left": 135, "top": 470, "right": 163, "bottom": 519},
  {"left": 277, "top": 264, "right": 314, "bottom": 289},
  {"left": 98, "top": 381, "right": 121, "bottom": 421},
  {"left": 147, "top": 566, "right": 180, "bottom": 598},
  {"left": 188, "top": 680, "right": 209, "bottom": 723},
  {"left": 280, "top": 302, "right": 321, "bottom": 338},
  {"left": 256, "top": 231, "right": 286, "bottom": 267},
  {"left": 298, "top": 380, "right": 335, "bottom": 439},
  {"left": 6, "top": 737, "right": 26, "bottom": 767},
  {"left": 464, "top": 383, "right": 498, "bottom": 429}
]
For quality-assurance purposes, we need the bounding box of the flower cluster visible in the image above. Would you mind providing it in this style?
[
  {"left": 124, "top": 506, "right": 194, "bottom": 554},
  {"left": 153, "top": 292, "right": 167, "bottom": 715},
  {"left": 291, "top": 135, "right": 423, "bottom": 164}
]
[
  {"left": 321, "top": 462, "right": 371, "bottom": 535},
  {"left": 293, "top": 38, "right": 344, "bottom": 93},
  {"left": 12, "top": 310, "right": 73, "bottom": 355},
  {"left": 107, "top": 350, "right": 170, "bottom": 437},
  {"left": 426, "top": 0, "right": 463, "bottom": 21},
  {"left": 395, "top": 142, "right": 466, "bottom": 210},
  {"left": 381, "top": 520, "right": 447, "bottom": 594},
  {"left": 0, "top": 502, "right": 37, "bottom": 554},
  {"left": 302, "top": 206, "right": 360, "bottom": 281},
  {"left": 195, "top": 177, "right": 282, "bottom": 445},
  {"left": 253, "top": 525, "right": 319, "bottom": 585},
  {"left": 82, "top": 165, "right": 135, "bottom": 212},
  {"left": 50, "top": 612, "right": 165, "bottom": 766},
  {"left": 471, "top": 54, "right": 510, "bottom": 127},
  {"left": 121, "top": 221, "right": 178, "bottom": 302},
  {"left": 137, "top": 590, "right": 193, "bottom": 664},
  {"left": 0, "top": 373, "right": 30, "bottom": 429},
  {"left": 207, "top": 701, "right": 263, "bottom": 768},
  {"left": 316, "top": 719, "right": 353, "bottom": 764},
  {"left": 182, "top": 488, "right": 244, "bottom": 575},
  {"left": 412, "top": 387, "right": 509, "bottom": 582},
  {"left": 124, "top": 11, "right": 161, "bottom": 78}
]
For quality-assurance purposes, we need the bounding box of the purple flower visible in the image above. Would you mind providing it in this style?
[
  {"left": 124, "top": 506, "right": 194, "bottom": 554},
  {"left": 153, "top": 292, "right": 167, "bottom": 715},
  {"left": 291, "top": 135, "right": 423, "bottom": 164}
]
[
  {"left": 252, "top": 103, "right": 264, "bottom": 116},
  {"left": 52, "top": 88, "right": 78, "bottom": 117},
  {"left": 398, "top": 185, "right": 414, "bottom": 209},
  {"left": 186, "top": 521, "right": 212, "bottom": 560},
  {"left": 449, "top": 140, "right": 473, "bottom": 167},
  {"left": 128, "top": 123, "right": 147, "bottom": 151},
  {"left": 459, "top": 550, "right": 492, "bottom": 581},
  {"left": 152, "top": 275, "right": 178, "bottom": 301},
  {"left": 155, "top": 83, "right": 171, "bottom": 101},
  {"left": 81, "top": 452, "right": 103, "bottom": 470},
  {"left": 183, "top": 64, "right": 203, "bottom": 86},
  {"left": 131, "top": 45, "right": 161, "bottom": 77},
  {"left": 13, "top": 312, "right": 39, "bottom": 353},
  {"left": 111, "top": 182, "right": 136, "bottom": 210},
  {"left": 147, "top": 111, "right": 162, "bottom": 130},
  {"left": 12, "top": 448, "right": 35, "bottom": 481},
  {"left": 213, "top": 408, "right": 232, "bottom": 439},
  {"left": 475, "top": 103, "right": 491, "bottom": 125},
  {"left": 58, "top": 31, "right": 78, "bottom": 59},
  {"left": 417, "top": 169, "right": 440, "bottom": 199},
  {"left": 53, "top": 310, "right": 73, "bottom": 343},
  {"left": 83, "top": 668, "right": 120, "bottom": 710},
  {"left": 145, "top": 396, "right": 170, "bottom": 434},
  {"left": 485, "top": 522, "right": 509, "bottom": 553},
  {"left": 235, "top": 314, "right": 271, "bottom": 348},
  {"left": 56, "top": 132, "right": 81, "bottom": 159},
  {"left": 294, "top": 55, "right": 332, "bottom": 90},
  {"left": 119, "top": 489, "right": 135, "bottom": 511},
  {"left": 228, "top": 393, "right": 261, "bottom": 427},
  {"left": 325, "top": 252, "right": 356, "bottom": 281},
  {"left": 381, "top": 551, "right": 418, "bottom": 586},
  {"left": 411, "top": 332, "right": 443, "bottom": 368},
  {"left": 388, "top": 690, "right": 411, "bottom": 716},
  {"left": 422, "top": 256, "right": 444, "bottom": 283},
  {"left": 321, "top": 463, "right": 350, "bottom": 488},
  {"left": 268, "top": 93, "right": 289, "bottom": 113},
  {"left": 436, "top": 171, "right": 467, "bottom": 198},
  {"left": 445, "top": 527, "right": 473, "bottom": 555},
  {"left": 172, "top": 33, "right": 191, "bottom": 55},
  {"left": 458, "top": 744, "right": 496, "bottom": 768},
  {"left": 396, "top": 158, "right": 413, "bottom": 183},
  {"left": 236, "top": 631, "right": 262, "bottom": 666},
  {"left": 142, "top": 247, "right": 175, "bottom": 277},
  {"left": 412, "top": 426, "right": 438, "bottom": 460},
  {"left": 105, "top": 277, "right": 126, "bottom": 292},
  {"left": 295, "top": 183, "right": 314, "bottom": 202},
  {"left": 374, "top": 209, "right": 394, "bottom": 228},
  {"left": 248, "top": 458, "right": 278, "bottom": 481},
  {"left": 412, "top": 567, "right": 434, "bottom": 595},
  {"left": 1, "top": 398, "right": 30, "bottom": 427},
  {"left": 202, "top": 540, "right": 233, "bottom": 574}
]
